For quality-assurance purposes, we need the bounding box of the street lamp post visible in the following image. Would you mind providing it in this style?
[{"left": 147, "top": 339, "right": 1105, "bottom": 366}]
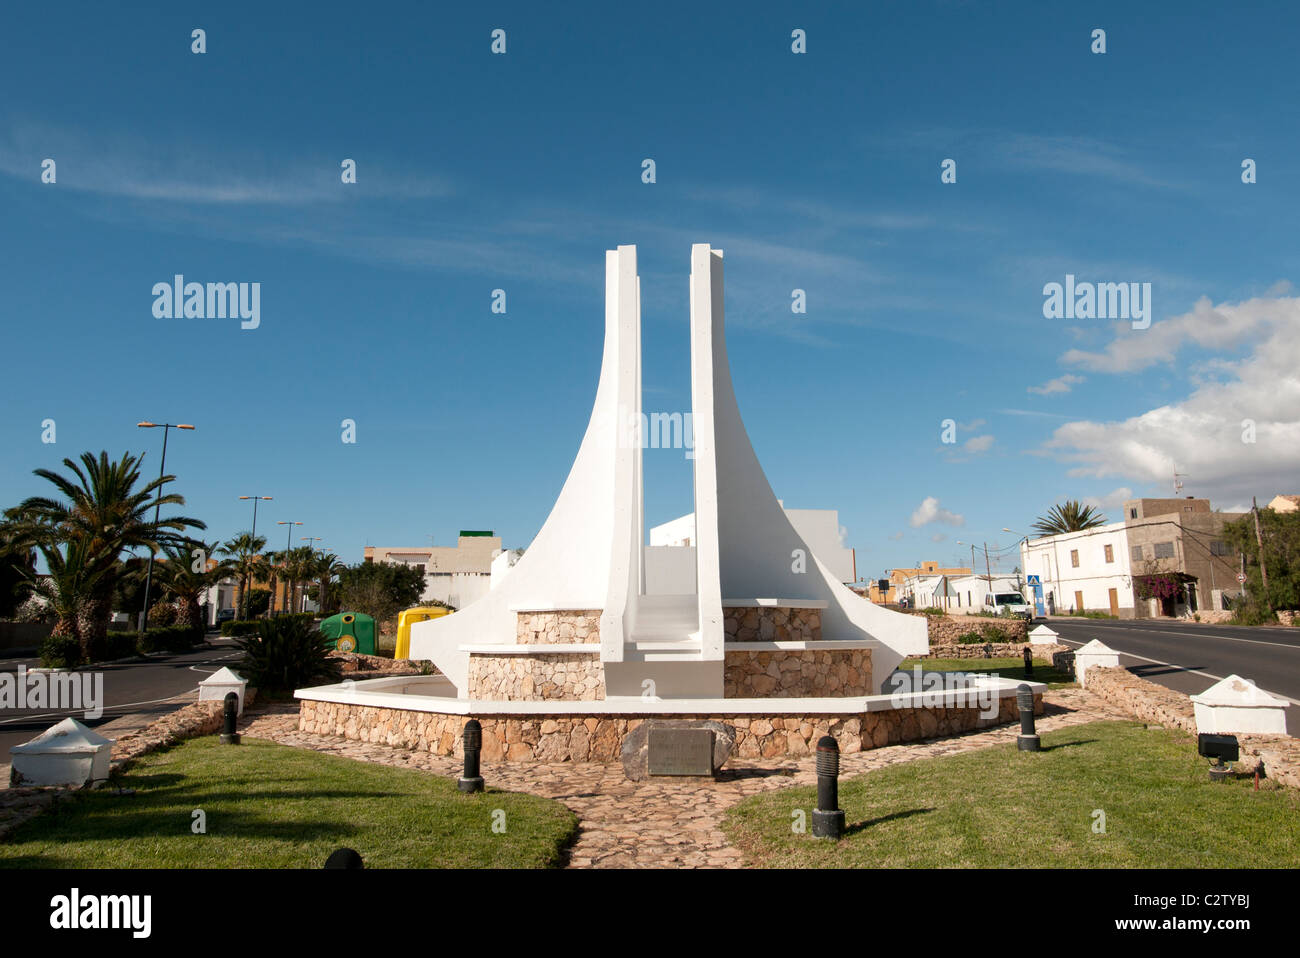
[
  {"left": 137, "top": 422, "right": 195, "bottom": 633},
  {"left": 277, "top": 520, "right": 303, "bottom": 614},
  {"left": 237, "top": 496, "right": 272, "bottom": 620},
  {"left": 239, "top": 495, "right": 273, "bottom": 544}
]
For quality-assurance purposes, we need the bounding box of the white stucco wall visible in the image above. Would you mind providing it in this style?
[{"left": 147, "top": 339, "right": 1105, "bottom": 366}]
[{"left": 1021, "top": 522, "right": 1133, "bottom": 615}]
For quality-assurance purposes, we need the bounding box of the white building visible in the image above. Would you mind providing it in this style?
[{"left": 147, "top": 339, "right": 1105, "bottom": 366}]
[
  {"left": 897, "top": 573, "right": 1022, "bottom": 612},
  {"left": 365, "top": 533, "right": 504, "bottom": 610},
  {"left": 1020, "top": 521, "right": 1134, "bottom": 618}
]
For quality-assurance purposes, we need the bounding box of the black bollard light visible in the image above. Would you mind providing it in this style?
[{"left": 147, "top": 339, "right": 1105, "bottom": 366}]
[
  {"left": 219, "top": 691, "right": 240, "bottom": 745},
  {"left": 1016, "top": 683, "right": 1040, "bottom": 751},
  {"left": 1023, "top": 646, "right": 1034, "bottom": 677},
  {"left": 458, "top": 719, "right": 485, "bottom": 793},
  {"left": 324, "top": 847, "right": 364, "bottom": 869},
  {"left": 811, "top": 735, "right": 846, "bottom": 839}
]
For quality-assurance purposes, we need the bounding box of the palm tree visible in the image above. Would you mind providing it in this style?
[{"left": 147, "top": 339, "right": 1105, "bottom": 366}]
[
  {"left": 1031, "top": 500, "right": 1108, "bottom": 537},
  {"left": 279, "top": 546, "right": 317, "bottom": 615},
  {"left": 5, "top": 450, "right": 204, "bottom": 658},
  {"left": 23, "top": 539, "right": 112, "bottom": 650},
  {"left": 154, "top": 538, "right": 237, "bottom": 631},
  {"left": 308, "top": 551, "right": 345, "bottom": 615},
  {"left": 219, "top": 532, "right": 267, "bottom": 620}
]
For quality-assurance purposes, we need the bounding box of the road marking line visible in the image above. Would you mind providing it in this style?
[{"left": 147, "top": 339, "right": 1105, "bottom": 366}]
[
  {"left": 1058, "top": 621, "right": 1300, "bottom": 649},
  {"left": 1056, "top": 637, "right": 1300, "bottom": 706},
  {"left": 0, "top": 691, "right": 198, "bottom": 726}
]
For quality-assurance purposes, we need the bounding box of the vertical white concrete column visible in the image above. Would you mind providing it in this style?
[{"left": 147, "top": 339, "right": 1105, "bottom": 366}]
[
  {"left": 601, "top": 245, "right": 643, "bottom": 664},
  {"left": 689, "top": 245, "right": 726, "bottom": 662}
]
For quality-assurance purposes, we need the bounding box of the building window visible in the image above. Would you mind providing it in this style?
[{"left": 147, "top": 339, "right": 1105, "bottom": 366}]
[
  {"left": 1210, "top": 540, "right": 1230, "bottom": 556},
  {"left": 1131, "top": 545, "right": 1143, "bottom": 562},
  {"left": 1070, "top": 549, "right": 1080, "bottom": 568},
  {"left": 1129, "top": 508, "right": 1138, "bottom": 519},
  {"left": 1154, "top": 541, "right": 1175, "bottom": 559},
  {"left": 1104, "top": 544, "right": 1114, "bottom": 563}
]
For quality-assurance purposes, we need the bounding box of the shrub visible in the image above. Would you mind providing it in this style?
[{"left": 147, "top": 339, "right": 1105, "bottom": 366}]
[
  {"left": 237, "top": 616, "right": 340, "bottom": 695},
  {"left": 147, "top": 602, "right": 179, "bottom": 627},
  {"left": 978, "top": 622, "right": 1009, "bottom": 642},
  {"left": 245, "top": 587, "right": 271, "bottom": 618},
  {"left": 919, "top": 607, "right": 946, "bottom": 616},
  {"left": 97, "top": 631, "right": 141, "bottom": 660},
  {"left": 221, "top": 619, "right": 263, "bottom": 637},
  {"left": 39, "top": 633, "right": 82, "bottom": 668},
  {"left": 135, "top": 625, "right": 203, "bottom": 654},
  {"left": 1232, "top": 602, "right": 1277, "bottom": 626},
  {"left": 955, "top": 630, "right": 985, "bottom": 644}
]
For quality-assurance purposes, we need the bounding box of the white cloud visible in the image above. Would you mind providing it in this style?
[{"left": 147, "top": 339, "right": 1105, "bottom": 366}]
[
  {"left": 0, "top": 122, "right": 451, "bottom": 205},
  {"left": 1028, "top": 374, "right": 1085, "bottom": 395},
  {"left": 1059, "top": 294, "right": 1293, "bottom": 374},
  {"left": 1043, "top": 293, "right": 1300, "bottom": 504},
  {"left": 963, "top": 434, "right": 995, "bottom": 453},
  {"left": 1081, "top": 487, "right": 1134, "bottom": 512},
  {"left": 930, "top": 533, "right": 947, "bottom": 543},
  {"left": 888, "top": 531, "right": 904, "bottom": 541},
  {"left": 909, "top": 497, "right": 966, "bottom": 528}
]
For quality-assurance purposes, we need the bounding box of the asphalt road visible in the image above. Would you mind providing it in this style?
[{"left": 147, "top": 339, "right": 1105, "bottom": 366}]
[
  {"left": 1046, "top": 617, "right": 1300, "bottom": 736},
  {"left": 0, "top": 637, "right": 244, "bottom": 756}
]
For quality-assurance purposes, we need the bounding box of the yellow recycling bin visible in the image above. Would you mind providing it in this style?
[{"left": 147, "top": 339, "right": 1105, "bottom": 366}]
[{"left": 395, "top": 606, "right": 452, "bottom": 659}]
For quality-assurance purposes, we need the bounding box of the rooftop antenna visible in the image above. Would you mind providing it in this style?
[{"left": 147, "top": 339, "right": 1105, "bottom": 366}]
[{"left": 1173, "top": 469, "right": 1188, "bottom": 496}]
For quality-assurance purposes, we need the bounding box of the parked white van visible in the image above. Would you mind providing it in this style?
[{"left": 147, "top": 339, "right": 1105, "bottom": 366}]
[{"left": 984, "top": 591, "right": 1033, "bottom": 620}]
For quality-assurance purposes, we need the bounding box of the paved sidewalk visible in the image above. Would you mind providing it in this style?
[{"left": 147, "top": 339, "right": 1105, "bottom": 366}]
[{"left": 239, "top": 688, "right": 1132, "bottom": 868}]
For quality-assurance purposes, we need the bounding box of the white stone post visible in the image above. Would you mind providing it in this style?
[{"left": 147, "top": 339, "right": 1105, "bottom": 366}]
[
  {"left": 9, "top": 718, "right": 114, "bottom": 787},
  {"left": 1191, "top": 675, "right": 1290, "bottom": 735},
  {"left": 199, "top": 666, "right": 249, "bottom": 715},
  {"left": 1073, "top": 639, "right": 1120, "bottom": 688}
]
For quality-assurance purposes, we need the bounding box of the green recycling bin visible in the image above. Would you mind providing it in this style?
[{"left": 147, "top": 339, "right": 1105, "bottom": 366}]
[{"left": 320, "top": 612, "right": 377, "bottom": 655}]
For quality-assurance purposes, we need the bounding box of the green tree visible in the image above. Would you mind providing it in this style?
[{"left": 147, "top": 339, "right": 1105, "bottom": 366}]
[
  {"left": 305, "top": 551, "right": 345, "bottom": 615},
  {"left": 336, "top": 560, "right": 426, "bottom": 625},
  {"left": 0, "top": 524, "right": 36, "bottom": 619},
  {"left": 22, "top": 538, "right": 112, "bottom": 648},
  {"left": 1031, "top": 500, "right": 1108, "bottom": 537},
  {"left": 1222, "top": 509, "right": 1300, "bottom": 616},
  {"left": 219, "top": 532, "right": 267, "bottom": 620},
  {"left": 5, "top": 451, "right": 204, "bottom": 659},
  {"left": 154, "top": 538, "right": 237, "bottom": 631}
]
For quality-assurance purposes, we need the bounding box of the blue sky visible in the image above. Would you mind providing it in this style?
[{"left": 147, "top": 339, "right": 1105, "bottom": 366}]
[{"left": 3, "top": 1, "right": 1298, "bottom": 580}]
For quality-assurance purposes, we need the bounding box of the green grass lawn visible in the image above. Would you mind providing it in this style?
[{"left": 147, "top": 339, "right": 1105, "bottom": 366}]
[
  {"left": 0, "top": 737, "right": 578, "bottom": 868},
  {"left": 900, "top": 656, "right": 1075, "bottom": 688},
  {"left": 723, "top": 721, "right": 1300, "bottom": 868}
]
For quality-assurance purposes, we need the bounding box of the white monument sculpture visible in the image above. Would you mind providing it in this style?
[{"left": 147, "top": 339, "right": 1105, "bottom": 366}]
[{"left": 408, "top": 244, "right": 927, "bottom": 699}]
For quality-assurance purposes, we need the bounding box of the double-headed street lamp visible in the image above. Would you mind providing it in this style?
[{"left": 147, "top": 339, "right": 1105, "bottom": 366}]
[
  {"left": 239, "top": 495, "right": 273, "bottom": 543},
  {"left": 137, "top": 421, "right": 195, "bottom": 632}
]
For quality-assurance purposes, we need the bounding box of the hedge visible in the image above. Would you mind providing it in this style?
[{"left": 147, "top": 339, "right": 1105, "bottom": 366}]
[{"left": 39, "top": 624, "right": 203, "bottom": 667}]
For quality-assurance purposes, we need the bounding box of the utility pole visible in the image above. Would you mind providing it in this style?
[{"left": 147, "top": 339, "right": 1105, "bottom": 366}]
[
  {"left": 1252, "top": 497, "right": 1271, "bottom": 608},
  {"left": 983, "top": 542, "right": 993, "bottom": 591}
]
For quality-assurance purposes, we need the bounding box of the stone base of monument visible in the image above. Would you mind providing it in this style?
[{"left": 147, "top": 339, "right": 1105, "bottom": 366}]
[
  {"left": 620, "top": 720, "right": 735, "bottom": 781},
  {"left": 294, "top": 674, "right": 1046, "bottom": 772}
]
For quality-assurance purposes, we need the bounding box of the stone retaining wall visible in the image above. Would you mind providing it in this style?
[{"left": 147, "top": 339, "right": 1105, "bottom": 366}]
[
  {"left": 912, "top": 614, "right": 1029, "bottom": 646},
  {"left": 1081, "top": 666, "right": 1197, "bottom": 734},
  {"left": 467, "top": 653, "right": 605, "bottom": 701},
  {"left": 724, "top": 606, "right": 821, "bottom": 642},
  {"left": 515, "top": 610, "right": 602, "bottom": 644},
  {"left": 723, "top": 648, "right": 871, "bottom": 697},
  {"left": 296, "top": 691, "right": 1039, "bottom": 764}
]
